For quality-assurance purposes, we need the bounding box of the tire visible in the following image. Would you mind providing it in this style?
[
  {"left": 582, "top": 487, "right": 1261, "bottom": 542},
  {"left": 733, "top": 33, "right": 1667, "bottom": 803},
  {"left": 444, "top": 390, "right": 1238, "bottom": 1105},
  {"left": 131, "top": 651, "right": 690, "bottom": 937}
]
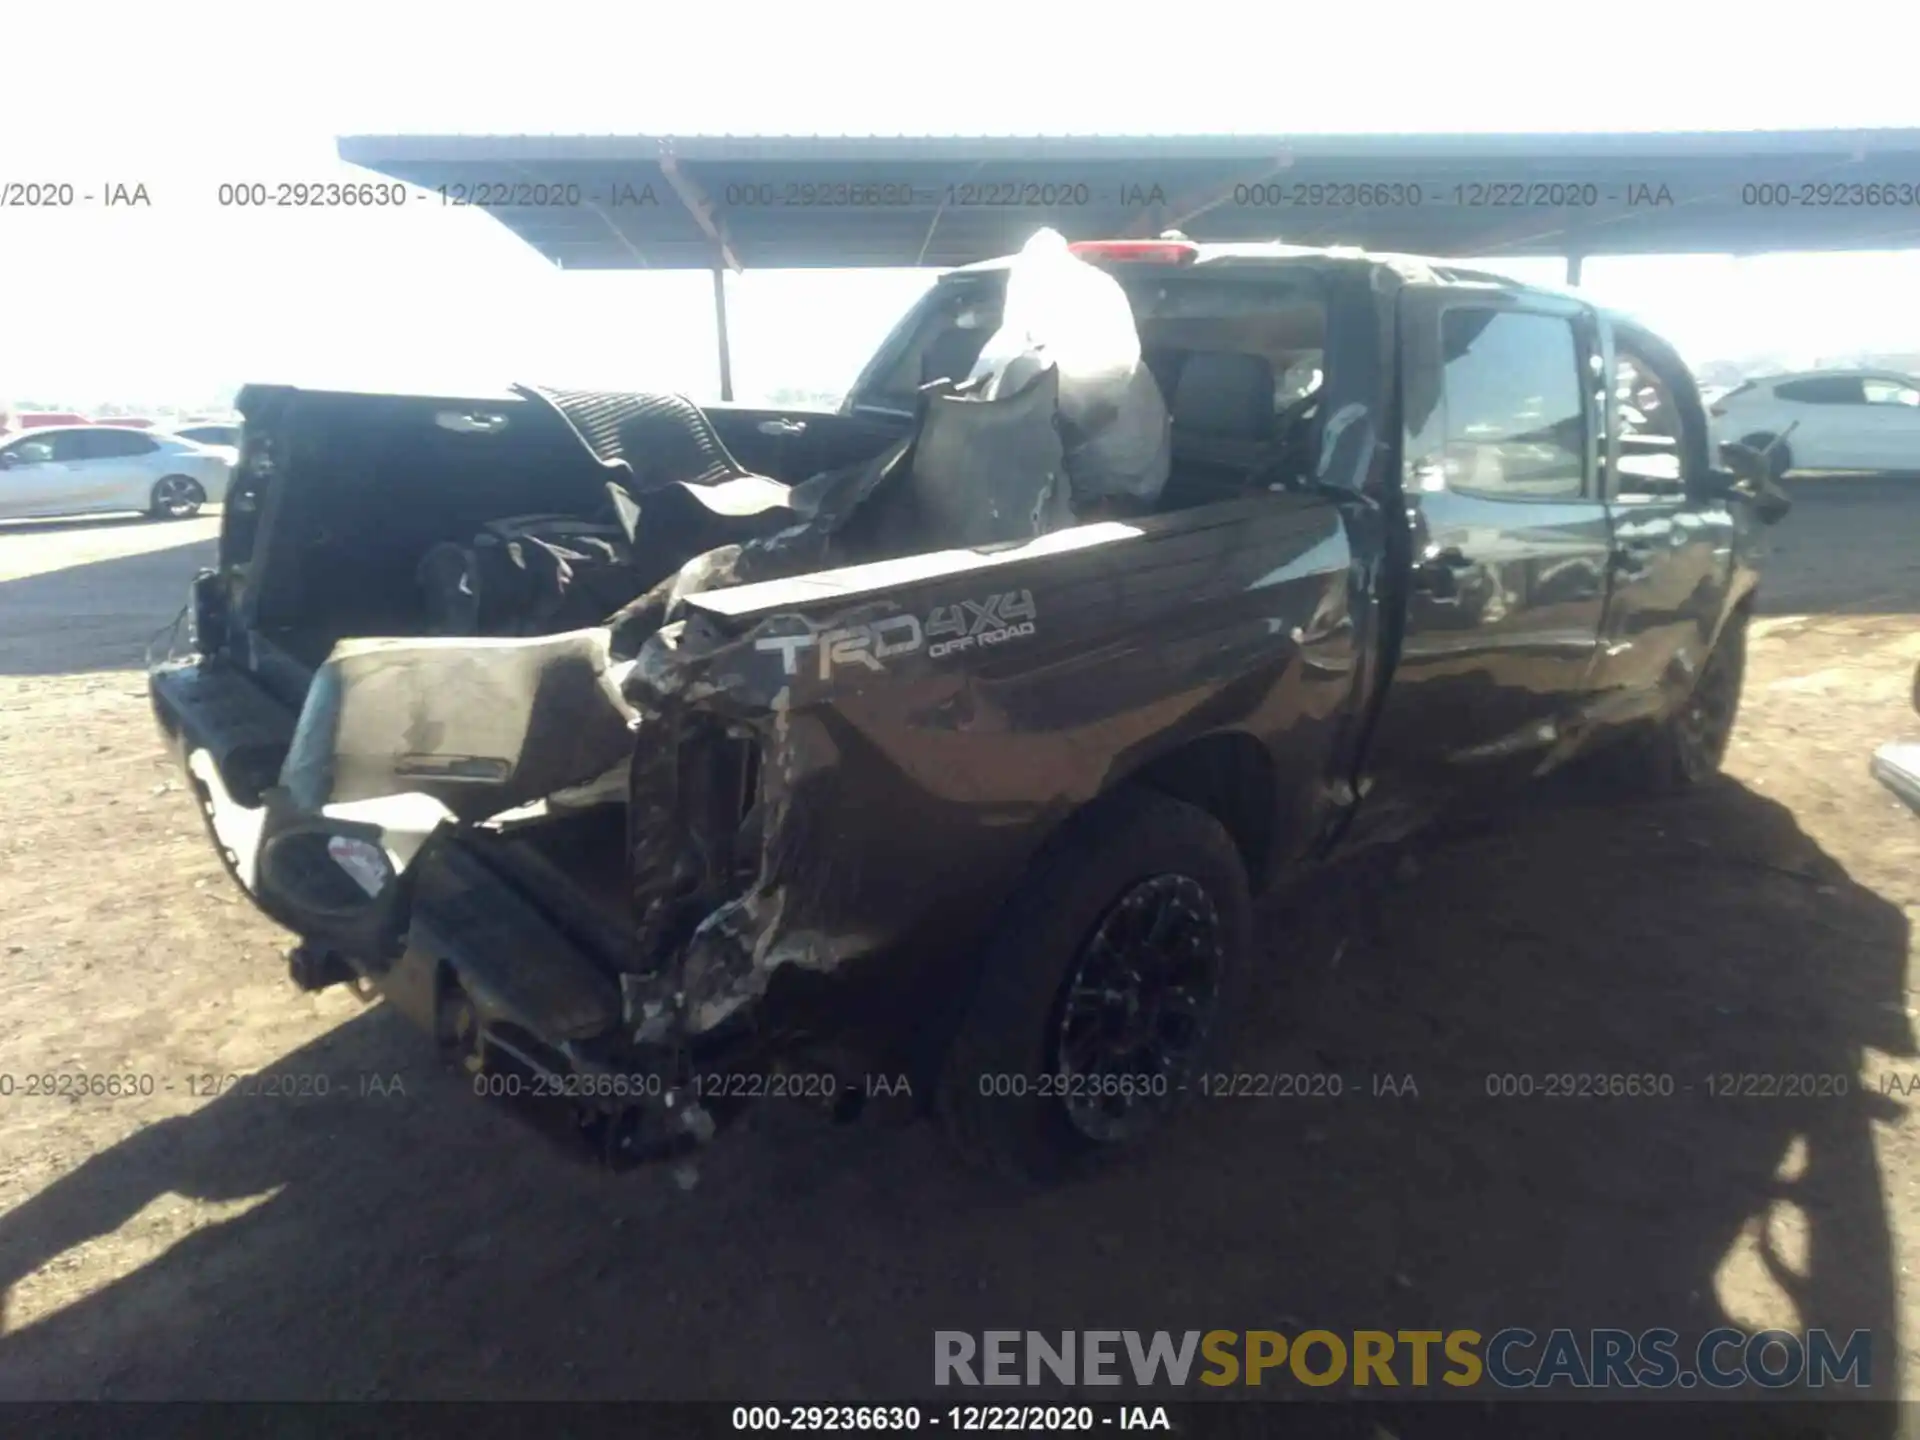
[
  {"left": 149, "top": 475, "right": 206, "bottom": 520},
  {"left": 935, "top": 787, "right": 1252, "bottom": 1184},
  {"left": 1738, "top": 432, "right": 1793, "bottom": 482},
  {"left": 1609, "top": 610, "right": 1749, "bottom": 795}
]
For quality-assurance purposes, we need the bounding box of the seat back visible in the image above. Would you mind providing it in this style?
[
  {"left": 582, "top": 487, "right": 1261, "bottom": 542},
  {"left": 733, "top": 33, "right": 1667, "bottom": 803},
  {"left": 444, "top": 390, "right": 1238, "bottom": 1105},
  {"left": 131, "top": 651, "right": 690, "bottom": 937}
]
[
  {"left": 1159, "top": 351, "right": 1279, "bottom": 510},
  {"left": 873, "top": 366, "right": 1073, "bottom": 553}
]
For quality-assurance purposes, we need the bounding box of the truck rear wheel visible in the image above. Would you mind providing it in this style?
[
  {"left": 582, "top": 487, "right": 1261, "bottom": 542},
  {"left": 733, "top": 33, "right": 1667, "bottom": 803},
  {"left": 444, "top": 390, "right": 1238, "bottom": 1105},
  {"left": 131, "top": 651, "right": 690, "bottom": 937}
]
[
  {"left": 935, "top": 788, "right": 1251, "bottom": 1183},
  {"left": 1611, "top": 611, "right": 1749, "bottom": 795}
]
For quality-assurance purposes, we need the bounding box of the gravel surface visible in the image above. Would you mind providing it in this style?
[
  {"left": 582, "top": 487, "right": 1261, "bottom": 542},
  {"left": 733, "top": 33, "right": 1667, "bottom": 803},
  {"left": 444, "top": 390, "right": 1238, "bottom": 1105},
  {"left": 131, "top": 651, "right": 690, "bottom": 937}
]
[{"left": 0, "top": 486, "right": 1916, "bottom": 1424}]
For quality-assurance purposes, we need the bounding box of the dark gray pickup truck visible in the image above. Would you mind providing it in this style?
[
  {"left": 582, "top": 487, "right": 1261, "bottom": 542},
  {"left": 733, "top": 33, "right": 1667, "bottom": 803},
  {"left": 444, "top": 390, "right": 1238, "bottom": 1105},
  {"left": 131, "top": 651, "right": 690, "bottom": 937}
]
[{"left": 150, "top": 236, "right": 1789, "bottom": 1181}]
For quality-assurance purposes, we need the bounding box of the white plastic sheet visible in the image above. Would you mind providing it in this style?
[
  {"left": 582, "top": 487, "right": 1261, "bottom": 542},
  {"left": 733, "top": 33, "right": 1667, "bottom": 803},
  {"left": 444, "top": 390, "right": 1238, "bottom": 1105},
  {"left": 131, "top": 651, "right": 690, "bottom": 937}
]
[{"left": 968, "top": 228, "right": 1171, "bottom": 507}]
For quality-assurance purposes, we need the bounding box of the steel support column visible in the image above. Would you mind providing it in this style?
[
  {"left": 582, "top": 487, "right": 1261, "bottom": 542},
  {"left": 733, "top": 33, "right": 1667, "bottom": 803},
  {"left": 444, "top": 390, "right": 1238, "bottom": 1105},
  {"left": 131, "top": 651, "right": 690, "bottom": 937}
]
[{"left": 712, "top": 266, "right": 734, "bottom": 403}]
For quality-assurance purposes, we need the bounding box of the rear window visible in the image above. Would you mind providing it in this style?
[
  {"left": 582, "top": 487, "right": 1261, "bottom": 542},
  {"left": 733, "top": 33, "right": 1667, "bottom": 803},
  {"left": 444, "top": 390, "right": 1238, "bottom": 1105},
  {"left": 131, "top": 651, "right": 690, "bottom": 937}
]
[{"left": 847, "top": 269, "right": 1327, "bottom": 428}]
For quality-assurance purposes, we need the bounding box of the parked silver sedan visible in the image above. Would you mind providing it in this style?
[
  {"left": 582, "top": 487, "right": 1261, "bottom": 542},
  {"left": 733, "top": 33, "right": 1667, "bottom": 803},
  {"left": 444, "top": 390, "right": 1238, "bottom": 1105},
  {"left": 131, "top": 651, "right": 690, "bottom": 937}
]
[{"left": 0, "top": 425, "right": 232, "bottom": 520}]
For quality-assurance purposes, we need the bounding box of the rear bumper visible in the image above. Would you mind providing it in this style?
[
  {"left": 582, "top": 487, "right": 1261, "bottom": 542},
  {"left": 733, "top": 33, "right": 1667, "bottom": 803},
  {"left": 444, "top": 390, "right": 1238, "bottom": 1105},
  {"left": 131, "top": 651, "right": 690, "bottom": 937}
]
[
  {"left": 149, "top": 652, "right": 726, "bottom": 1169},
  {"left": 1872, "top": 742, "right": 1920, "bottom": 816}
]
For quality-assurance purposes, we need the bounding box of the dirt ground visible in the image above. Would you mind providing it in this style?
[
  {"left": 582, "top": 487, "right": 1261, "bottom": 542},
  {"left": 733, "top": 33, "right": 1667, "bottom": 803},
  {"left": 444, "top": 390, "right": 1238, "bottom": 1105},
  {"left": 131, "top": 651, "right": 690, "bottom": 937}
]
[{"left": 3, "top": 486, "right": 1920, "bottom": 1422}]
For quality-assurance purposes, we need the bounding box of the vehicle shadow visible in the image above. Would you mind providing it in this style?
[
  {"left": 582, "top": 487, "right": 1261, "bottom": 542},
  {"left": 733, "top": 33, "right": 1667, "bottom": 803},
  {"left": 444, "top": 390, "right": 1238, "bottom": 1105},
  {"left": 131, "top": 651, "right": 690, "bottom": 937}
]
[
  {"left": 0, "top": 774, "right": 1907, "bottom": 1433},
  {"left": 0, "top": 534, "right": 214, "bottom": 676},
  {"left": 0, "top": 514, "right": 155, "bottom": 539}
]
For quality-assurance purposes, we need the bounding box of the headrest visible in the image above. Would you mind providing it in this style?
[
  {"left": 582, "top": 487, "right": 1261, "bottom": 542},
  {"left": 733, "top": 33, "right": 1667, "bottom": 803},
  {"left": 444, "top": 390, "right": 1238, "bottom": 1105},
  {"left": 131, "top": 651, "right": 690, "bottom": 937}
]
[{"left": 1171, "top": 352, "right": 1276, "bottom": 441}]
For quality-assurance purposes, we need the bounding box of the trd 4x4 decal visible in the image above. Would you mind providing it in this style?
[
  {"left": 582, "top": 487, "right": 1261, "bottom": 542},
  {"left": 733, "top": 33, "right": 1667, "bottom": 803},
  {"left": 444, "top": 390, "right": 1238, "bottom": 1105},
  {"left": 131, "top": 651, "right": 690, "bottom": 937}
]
[
  {"left": 925, "top": 590, "right": 1037, "bottom": 659},
  {"left": 754, "top": 589, "right": 1038, "bottom": 681}
]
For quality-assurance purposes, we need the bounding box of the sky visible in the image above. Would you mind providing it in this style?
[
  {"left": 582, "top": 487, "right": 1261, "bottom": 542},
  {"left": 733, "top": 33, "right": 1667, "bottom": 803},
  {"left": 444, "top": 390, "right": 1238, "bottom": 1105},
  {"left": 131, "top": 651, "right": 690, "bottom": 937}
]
[{"left": 3, "top": 2, "right": 1919, "bottom": 411}]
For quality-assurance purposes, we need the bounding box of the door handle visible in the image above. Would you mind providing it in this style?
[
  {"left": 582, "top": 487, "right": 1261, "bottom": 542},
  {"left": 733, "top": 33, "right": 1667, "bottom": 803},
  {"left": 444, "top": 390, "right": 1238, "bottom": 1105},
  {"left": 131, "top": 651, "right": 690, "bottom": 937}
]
[{"left": 757, "top": 418, "right": 807, "bottom": 437}]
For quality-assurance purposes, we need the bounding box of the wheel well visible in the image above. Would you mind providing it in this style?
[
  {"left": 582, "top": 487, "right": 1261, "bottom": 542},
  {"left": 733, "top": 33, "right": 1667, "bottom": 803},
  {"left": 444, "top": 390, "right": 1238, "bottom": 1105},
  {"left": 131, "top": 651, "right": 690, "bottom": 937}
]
[
  {"left": 1725, "top": 585, "right": 1758, "bottom": 634},
  {"left": 1126, "top": 733, "right": 1276, "bottom": 887}
]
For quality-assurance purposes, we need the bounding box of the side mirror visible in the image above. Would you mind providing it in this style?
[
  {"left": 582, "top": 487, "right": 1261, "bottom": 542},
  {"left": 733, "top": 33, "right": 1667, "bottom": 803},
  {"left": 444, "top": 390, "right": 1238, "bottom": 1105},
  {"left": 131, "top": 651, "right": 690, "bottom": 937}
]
[
  {"left": 1707, "top": 443, "right": 1793, "bottom": 527},
  {"left": 1717, "top": 438, "right": 1779, "bottom": 487}
]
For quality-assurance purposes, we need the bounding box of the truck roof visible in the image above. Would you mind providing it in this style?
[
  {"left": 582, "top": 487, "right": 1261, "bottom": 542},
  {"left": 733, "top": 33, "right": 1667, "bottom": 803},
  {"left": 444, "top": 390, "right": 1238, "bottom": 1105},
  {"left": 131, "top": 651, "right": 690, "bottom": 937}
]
[
  {"left": 947, "top": 237, "right": 1535, "bottom": 285},
  {"left": 947, "top": 236, "right": 1665, "bottom": 348}
]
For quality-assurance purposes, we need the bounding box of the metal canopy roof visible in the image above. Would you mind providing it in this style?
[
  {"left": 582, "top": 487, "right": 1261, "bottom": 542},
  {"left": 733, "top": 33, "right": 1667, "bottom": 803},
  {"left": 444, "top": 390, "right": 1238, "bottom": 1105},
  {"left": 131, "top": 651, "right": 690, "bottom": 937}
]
[{"left": 336, "top": 131, "right": 1920, "bottom": 270}]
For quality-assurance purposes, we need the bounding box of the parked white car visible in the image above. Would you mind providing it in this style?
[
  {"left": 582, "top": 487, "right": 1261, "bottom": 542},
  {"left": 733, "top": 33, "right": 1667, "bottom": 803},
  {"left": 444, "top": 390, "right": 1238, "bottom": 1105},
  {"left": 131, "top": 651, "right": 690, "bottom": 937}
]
[
  {"left": 1710, "top": 370, "right": 1920, "bottom": 476},
  {"left": 169, "top": 422, "right": 241, "bottom": 466},
  {"left": 0, "top": 425, "right": 232, "bottom": 520}
]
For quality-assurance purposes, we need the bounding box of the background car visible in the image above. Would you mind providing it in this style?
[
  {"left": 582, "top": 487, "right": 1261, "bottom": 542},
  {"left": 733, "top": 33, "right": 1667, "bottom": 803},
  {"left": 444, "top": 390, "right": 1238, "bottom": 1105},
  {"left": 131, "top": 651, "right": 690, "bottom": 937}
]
[
  {"left": 169, "top": 422, "right": 241, "bottom": 465},
  {"left": 0, "top": 411, "right": 92, "bottom": 436},
  {"left": 1710, "top": 369, "right": 1920, "bottom": 476},
  {"left": 0, "top": 424, "right": 232, "bottom": 520},
  {"left": 172, "top": 422, "right": 240, "bottom": 448}
]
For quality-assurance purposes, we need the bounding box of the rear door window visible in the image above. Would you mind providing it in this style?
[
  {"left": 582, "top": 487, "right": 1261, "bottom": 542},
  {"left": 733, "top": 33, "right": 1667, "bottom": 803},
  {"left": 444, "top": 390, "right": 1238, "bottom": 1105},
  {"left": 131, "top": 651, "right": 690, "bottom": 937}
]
[
  {"left": 78, "top": 429, "right": 159, "bottom": 459},
  {"left": 1439, "top": 309, "right": 1589, "bottom": 500}
]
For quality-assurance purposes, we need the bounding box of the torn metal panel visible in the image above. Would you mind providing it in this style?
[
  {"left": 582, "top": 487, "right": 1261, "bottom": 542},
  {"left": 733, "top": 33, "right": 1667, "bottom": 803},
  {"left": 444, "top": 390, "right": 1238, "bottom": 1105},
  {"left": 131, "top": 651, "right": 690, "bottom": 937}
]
[
  {"left": 280, "top": 628, "right": 639, "bottom": 823},
  {"left": 618, "top": 494, "right": 1364, "bottom": 1042}
]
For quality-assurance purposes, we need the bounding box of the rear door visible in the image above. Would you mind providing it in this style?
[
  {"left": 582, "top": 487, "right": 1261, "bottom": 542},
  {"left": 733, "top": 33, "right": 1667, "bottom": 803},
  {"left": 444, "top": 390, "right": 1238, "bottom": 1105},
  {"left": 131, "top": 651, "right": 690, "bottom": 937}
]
[
  {"left": 1586, "top": 320, "right": 1737, "bottom": 727},
  {"left": 73, "top": 428, "right": 162, "bottom": 507},
  {"left": 1350, "top": 286, "right": 1613, "bottom": 840},
  {"left": 1769, "top": 375, "right": 1870, "bottom": 469}
]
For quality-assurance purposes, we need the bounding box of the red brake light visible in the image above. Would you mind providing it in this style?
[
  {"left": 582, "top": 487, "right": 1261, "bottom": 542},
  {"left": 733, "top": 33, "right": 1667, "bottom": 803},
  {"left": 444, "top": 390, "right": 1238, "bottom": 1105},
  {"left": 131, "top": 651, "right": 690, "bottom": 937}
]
[{"left": 1068, "top": 240, "right": 1199, "bottom": 265}]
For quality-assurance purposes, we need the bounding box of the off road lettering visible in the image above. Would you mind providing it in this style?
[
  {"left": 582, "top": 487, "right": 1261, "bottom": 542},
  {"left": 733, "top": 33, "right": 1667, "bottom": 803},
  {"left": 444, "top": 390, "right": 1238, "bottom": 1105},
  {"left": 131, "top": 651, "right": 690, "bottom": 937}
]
[
  {"left": 759, "top": 592, "right": 1038, "bottom": 676},
  {"left": 928, "top": 589, "right": 1038, "bottom": 658}
]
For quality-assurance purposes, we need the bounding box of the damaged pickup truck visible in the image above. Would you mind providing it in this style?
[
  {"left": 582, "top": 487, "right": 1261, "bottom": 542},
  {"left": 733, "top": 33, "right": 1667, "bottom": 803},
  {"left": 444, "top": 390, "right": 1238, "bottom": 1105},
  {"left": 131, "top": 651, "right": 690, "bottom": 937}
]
[{"left": 150, "top": 230, "right": 1790, "bottom": 1181}]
